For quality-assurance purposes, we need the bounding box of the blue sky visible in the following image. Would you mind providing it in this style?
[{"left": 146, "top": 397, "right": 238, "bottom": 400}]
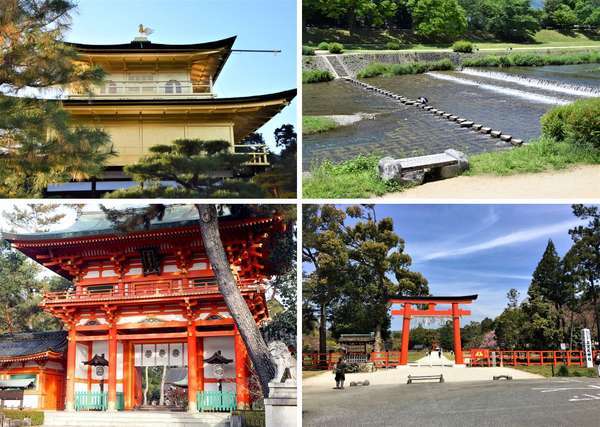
[
  {"left": 66, "top": 0, "right": 297, "bottom": 149},
  {"left": 305, "top": 204, "right": 590, "bottom": 331}
]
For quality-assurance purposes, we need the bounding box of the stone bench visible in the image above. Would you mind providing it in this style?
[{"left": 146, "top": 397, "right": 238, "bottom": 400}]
[
  {"left": 493, "top": 375, "right": 513, "bottom": 381},
  {"left": 379, "top": 149, "right": 469, "bottom": 185},
  {"left": 407, "top": 374, "right": 444, "bottom": 384}
]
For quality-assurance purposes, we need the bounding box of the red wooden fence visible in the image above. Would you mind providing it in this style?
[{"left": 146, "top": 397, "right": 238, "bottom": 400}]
[{"left": 303, "top": 350, "right": 600, "bottom": 370}]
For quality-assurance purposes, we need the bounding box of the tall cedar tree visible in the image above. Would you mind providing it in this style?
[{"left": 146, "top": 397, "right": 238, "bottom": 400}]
[
  {"left": 0, "top": 0, "right": 113, "bottom": 197},
  {"left": 343, "top": 205, "right": 428, "bottom": 351},
  {"left": 100, "top": 204, "right": 299, "bottom": 398},
  {"left": 107, "top": 139, "right": 265, "bottom": 198},
  {"left": 568, "top": 204, "right": 600, "bottom": 341},
  {"left": 302, "top": 205, "right": 348, "bottom": 362}
]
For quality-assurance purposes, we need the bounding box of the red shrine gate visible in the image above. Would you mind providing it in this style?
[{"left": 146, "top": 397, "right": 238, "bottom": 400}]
[{"left": 389, "top": 295, "right": 478, "bottom": 366}]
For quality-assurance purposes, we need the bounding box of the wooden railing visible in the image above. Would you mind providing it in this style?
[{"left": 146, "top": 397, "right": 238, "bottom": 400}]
[
  {"left": 42, "top": 278, "right": 259, "bottom": 303},
  {"left": 469, "top": 350, "right": 600, "bottom": 367},
  {"left": 69, "top": 80, "right": 213, "bottom": 97},
  {"left": 304, "top": 350, "right": 600, "bottom": 370},
  {"left": 233, "top": 144, "right": 269, "bottom": 166}
]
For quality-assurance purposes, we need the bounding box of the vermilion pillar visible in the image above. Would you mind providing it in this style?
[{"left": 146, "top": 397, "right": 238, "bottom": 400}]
[
  {"left": 107, "top": 323, "right": 117, "bottom": 411},
  {"left": 187, "top": 321, "right": 199, "bottom": 413},
  {"left": 399, "top": 303, "right": 412, "bottom": 365},
  {"left": 65, "top": 327, "right": 77, "bottom": 411},
  {"left": 197, "top": 337, "right": 204, "bottom": 393},
  {"left": 452, "top": 303, "right": 464, "bottom": 365},
  {"left": 235, "top": 332, "right": 251, "bottom": 409}
]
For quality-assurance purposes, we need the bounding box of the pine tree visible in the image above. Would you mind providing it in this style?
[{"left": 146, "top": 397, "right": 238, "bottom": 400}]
[
  {"left": 253, "top": 124, "right": 297, "bottom": 198},
  {"left": 106, "top": 139, "right": 265, "bottom": 198},
  {"left": 0, "top": 0, "right": 113, "bottom": 197}
]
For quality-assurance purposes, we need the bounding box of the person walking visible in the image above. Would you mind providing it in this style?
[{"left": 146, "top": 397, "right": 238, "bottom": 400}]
[
  {"left": 334, "top": 356, "right": 347, "bottom": 389},
  {"left": 438, "top": 347, "right": 442, "bottom": 359},
  {"left": 594, "top": 353, "right": 600, "bottom": 377}
]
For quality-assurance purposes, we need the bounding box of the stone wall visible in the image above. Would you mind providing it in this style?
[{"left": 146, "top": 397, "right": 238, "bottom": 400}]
[
  {"left": 341, "top": 52, "right": 460, "bottom": 75},
  {"left": 302, "top": 55, "right": 330, "bottom": 72}
]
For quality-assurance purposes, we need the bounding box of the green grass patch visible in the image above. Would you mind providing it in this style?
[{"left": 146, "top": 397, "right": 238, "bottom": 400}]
[
  {"left": 452, "top": 40, "right": 473, "bottom": 53},
  {"left": 357, "top": 58, "right": 454, "bottom": 78},
  {"left": 303, "top": 116, "right": 339, "bottom": 135},
  {"left": 303, "top": 155, "right": 407, "bottom": 198},
  {"left": 512, "top": 365, "right": 598, "bottom": 378},
  {"left": 468, "top": 137, "right": 600, "bottom": 176},
  {"left": 1, "top": 410, "right": 44, "bottom": 426},
  {"left": 462, "top": 51, "right": 600, "bottom": 68},
  {"left": 302, "top": 45, "right": 316, "bottom": 56},
  {"left": 302, "top": 69, "right": 334, "bottom": 84}
]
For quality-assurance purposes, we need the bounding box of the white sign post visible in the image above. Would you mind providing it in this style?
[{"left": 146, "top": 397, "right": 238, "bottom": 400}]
[{"left": 581, "top": 328, "right": 593, "bottom": 368}]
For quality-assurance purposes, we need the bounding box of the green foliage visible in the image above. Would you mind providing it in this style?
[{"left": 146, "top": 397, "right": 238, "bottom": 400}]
[
  {"left": 461, "top": 51, "right": 600, "bottom": 68},
  {"left": 408, "top": 0, "right": 467, "bottom": 41},
  {"left": 303, "top": 155, "right": 406, "bottom": 198},
  {"left": 452, "top": 40, "right": 473, "bottom": 52},
  {"left": 303, "top": 116, "right": 339, "bottom": 135},
  {"left": 385, "top": 41, "right": 403, "bottom": 50},
  {"left": 557, "top": 364, "right": 570, "bottom": 376},
  {"left": 253, "top": 124, "right": 297, "bottom": 198},
  {"left": 0, "top": 410, "right": 44, "bottom": 426},
  {"left": 302, "top": 69, "right": 335, "bottom": 83},
  {"left": 0, "top": 0, "right": 112, "bottom": 197},
  {"left": 328, "top": 42, "right": 344, "bottom": 53},
  {"left": 541, "top": 98, "right": 600, "bottom": 150},
  {"left": 468, "top": 137, "right": 600, "bottom": 176},
  {"left": 480, "top": 0, "right": 540, "bottom": 41},
  {"left": 107, "top": 139, "right": 265, "bottom": 198},
  {"left": 357, "top": 58, "right": 454, "bottom": 77},
  {"left": 303, "top": 45, "right": 316, "bottom": 55},
  {"left": 318, "top": 42, "right": 330, "bottom": 50}
]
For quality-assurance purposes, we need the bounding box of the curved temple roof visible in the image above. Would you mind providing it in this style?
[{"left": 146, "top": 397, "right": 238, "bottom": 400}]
[
  {"left": 0, "top": 331, "right": 67, "bottom": 361},
  {"left": 65, "top": 36, "right": 237, "bottom": 53}
]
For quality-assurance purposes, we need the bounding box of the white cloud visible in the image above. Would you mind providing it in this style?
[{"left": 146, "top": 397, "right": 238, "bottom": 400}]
[{"left": 421, "top": 219, "right": 582, "bottom": 261}]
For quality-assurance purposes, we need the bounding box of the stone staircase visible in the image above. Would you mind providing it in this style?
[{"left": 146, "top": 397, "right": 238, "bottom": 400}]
[{"left": 43, "top": 410, "right": 230, "bottom": 427}]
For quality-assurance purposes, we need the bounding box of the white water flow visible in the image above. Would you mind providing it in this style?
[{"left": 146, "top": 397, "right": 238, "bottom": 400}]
[
  {"left": 426, "top": 72, "right": 570, "bottom": 105},
  {"left": 460, "top": 68, "right": 600, "bottom": 98}
]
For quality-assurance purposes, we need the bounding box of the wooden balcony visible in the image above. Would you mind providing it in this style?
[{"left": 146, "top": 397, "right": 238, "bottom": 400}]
[
  {"left": 68, "top": 80, "right": 213, "bottom": 98},
  {"left": 41, "top": 277, "right": 260, "bottom": 305},
  {"left": 233, "top": 144, "right": 269, "bottom": 166}
]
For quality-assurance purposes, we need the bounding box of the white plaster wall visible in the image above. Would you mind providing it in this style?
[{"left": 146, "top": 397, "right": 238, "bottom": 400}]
[
  {"left": 4, "top": 395, "right": 39, "bottom": 408},
  {"left": 203, "top": 336, "right": 235, "bottom": 380},
  {"left": 189, "top": 262, "right": 208, "bottom": 271},
  {"left": 117, "top": 314, "right": 186, "bottom": 324},
  {"left": 74, "top": 382, "right": 87, "bottom": 392}
]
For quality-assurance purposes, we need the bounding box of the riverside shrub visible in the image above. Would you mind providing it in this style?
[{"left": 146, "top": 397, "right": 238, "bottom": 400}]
[
  {"left": 317, "top": 42, "right": 330, "bottom": 50},
  {"left": 541, "top": 98, "right": 600, "bottom": 150},
  {"left": 302, "top": 46, "right": 316, "bottom": 56},
  {"left": 328, "top": 43, "right": 344, "bottom": 54},
  {"left": 452, "top": 40, "right": 473, "bottom": 53},
  {"left": 357, "top": 58, "right": 454, "bottom": 78},
  {"left": 302, "top": 70, "right": 334, "bottom": 83},
  {"left": 462, "top": 51, "right": 600, "bottom": 68}
]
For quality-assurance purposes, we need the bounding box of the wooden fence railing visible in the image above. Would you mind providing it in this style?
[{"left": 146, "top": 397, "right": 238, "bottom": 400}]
[{"left": 303, "top": 350, "right": 600, "bottom": 370}]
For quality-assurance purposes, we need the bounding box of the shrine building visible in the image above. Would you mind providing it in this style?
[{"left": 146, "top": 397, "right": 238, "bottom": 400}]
[
  {"left": 48, "top": 32, "right": 296, "bottom": 197},
  {"left": 0, "top": 206, "right": 284, "bottom": 413}
]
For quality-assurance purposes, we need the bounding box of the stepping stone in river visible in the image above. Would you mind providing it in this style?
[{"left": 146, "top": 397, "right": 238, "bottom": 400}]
[
  {"left": 472, "top": 124, "right": 483, "bottom": 131},
  {"left": 449, "top": 116, "right": 458, "bottom": 121},
  {"left": 443, "top": 113, "right": 451, "bottom": 118},
  {"left": 500, "top": 134, "right": 512, "bottom": 142},
  {"left": 491, "top": 131, "right": 502, "bottom": 138},
  {"left": 457, "top": 118, "right": 467, "bottom": 123},
  {"left": 480, "top": 127, "right": 492, "bottom": 134},
  {"left": 511, "top": 138, "right": 523, "bottom": 146},
  {"left": 424, "top": 106, "right": 433, "bottom": 111},
  {"left": 460, "top": 121, "right": 474, "bottom": 128}
]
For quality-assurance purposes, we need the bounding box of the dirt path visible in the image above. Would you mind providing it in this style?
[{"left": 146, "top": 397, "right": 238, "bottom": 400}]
[{"left": 377, "top": 165, "right": 600, "bottom": 200}]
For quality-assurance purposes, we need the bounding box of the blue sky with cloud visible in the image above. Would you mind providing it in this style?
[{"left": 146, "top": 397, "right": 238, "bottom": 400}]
[
  {"left": 316, "top": 205, "right": 588, "bottom": 331},
  {"left": 66, "top": 0, "right": 297, "bottom": 150}
]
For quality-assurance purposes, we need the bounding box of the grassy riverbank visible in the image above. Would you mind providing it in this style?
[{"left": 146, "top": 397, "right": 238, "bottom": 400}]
[
  {"left": 357, "top": 58, "right": 454, "bottom": 78},
  {"left": 304, "top": 28, "right": 600, "bottom": 52},
  {"left": 462, "top": 50, "right": 600, "bottom": 67},
  {"left": 302, "top": 69, "right": 334, "bottom": 83},
  {"left": 303, "top": 116, "right": 339, "bottom": 135}
]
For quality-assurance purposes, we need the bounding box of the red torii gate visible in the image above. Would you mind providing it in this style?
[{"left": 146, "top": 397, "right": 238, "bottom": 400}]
[{"left": 389, "top": 295, "right": 478, "bottom": 366}]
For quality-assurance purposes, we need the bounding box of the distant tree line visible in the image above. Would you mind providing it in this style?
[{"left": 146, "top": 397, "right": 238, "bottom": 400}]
[{"left": 304, "top": 0, "right": 600, "bottom": 42}]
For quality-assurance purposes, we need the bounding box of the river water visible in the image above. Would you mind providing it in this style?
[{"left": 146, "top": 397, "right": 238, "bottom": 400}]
[{"left": 303, "top": 64, "right": 599, "bottom": 171}]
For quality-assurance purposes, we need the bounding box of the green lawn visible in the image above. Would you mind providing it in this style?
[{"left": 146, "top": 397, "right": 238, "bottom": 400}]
[
  {"left": 513, "top": 365, "right": 598, "bottom": 378},
  {"left": 304, "top": 28, "right": 600, "bottom": 53},
  {"left": 468, "top": 138, "right": 600, "bottom": 176},
  {"left": 303, "top": 116, "right": 339, "bottom": 135}
]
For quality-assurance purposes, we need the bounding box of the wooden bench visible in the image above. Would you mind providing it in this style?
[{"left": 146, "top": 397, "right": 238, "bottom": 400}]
[
  {"left": 407, "top": 374, "right": 444, "bottom": 384},
  {"left": 398, "top": 152, "right": 459, "bottom": 173}
]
